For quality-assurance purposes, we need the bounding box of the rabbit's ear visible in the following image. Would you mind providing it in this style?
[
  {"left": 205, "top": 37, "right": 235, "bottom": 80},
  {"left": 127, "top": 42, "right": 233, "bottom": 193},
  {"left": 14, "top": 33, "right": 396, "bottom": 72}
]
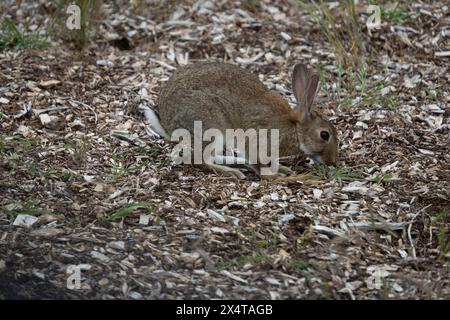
[{"left": 292, "top": 64, "right": 320, "bottom": 123}]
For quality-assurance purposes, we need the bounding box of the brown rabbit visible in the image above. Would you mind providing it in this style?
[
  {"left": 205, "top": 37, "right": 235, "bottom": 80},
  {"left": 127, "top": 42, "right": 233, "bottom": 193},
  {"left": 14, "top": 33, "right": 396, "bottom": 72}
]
[{"left": 156, "top": 62, "right": 338, "bottom": 179}]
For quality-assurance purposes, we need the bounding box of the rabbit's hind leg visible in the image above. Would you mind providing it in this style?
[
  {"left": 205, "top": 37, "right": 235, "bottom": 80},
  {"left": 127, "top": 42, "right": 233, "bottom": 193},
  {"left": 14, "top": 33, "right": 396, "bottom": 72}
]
[
  {"left": 249, "top": 162, "right": 293, "bottom": 179},
  {"left": 204, "top": 163, "right": 246, "bottom": 179},
  {"left": 203, "top": 155, "right": 246, "bottom": 179},
  {"left": 212, "top": 154, "right": 263, "bottom": 176},
  {"left": 278, "top": 165, "right": 294, "bottom": 175}
]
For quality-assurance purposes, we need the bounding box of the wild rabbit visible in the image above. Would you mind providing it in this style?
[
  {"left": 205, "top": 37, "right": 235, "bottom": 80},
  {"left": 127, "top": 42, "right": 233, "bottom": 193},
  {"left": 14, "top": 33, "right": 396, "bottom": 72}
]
[{"left": 150, "top": 62, "right": 338, "bottom": 179}]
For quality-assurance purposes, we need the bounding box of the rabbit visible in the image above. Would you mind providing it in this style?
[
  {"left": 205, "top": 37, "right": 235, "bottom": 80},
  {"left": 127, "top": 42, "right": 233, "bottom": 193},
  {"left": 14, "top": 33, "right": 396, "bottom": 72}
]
[{"left": 154, "top": 62, "right": 338, "bottom": 179}]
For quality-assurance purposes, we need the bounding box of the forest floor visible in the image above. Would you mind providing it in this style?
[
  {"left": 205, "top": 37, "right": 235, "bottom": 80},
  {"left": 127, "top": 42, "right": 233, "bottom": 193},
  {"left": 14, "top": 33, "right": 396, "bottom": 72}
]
[{"left": 0, "top": 0, "right": 449, "bottom": 299}]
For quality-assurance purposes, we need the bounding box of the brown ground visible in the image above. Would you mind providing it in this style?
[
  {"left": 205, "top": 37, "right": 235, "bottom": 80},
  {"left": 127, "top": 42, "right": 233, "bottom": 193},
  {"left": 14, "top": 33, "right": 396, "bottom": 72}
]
[{"left": 0, "top": 0, "right": 449, "bottom": 299}]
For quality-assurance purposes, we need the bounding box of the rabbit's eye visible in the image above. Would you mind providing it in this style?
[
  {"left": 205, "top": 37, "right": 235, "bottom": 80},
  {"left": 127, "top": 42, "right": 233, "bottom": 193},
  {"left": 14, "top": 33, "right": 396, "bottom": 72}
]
[{"left": 320, "top": 130, "right": 330, "bottom": 141}]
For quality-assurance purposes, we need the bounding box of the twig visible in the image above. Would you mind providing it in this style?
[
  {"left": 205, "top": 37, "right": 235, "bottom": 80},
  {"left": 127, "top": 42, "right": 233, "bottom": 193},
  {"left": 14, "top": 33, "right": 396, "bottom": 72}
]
[
  {"left": 148, "top": 58, "right": 176, "bottom": 70},
  {"left": 347, "top": 221, "right": 411, "bottom": 232},
  {"left": 312, "top": 225, "right": 348, "bottom": 239},
  {"left": 407, "top": 204, "right": 432, "bottom": 260},
  {"left": 33, "top": 106, "right": 69, "bottom": 115},
  {"left": 72, "top": 100, "right": 98, "bottom": 124}
]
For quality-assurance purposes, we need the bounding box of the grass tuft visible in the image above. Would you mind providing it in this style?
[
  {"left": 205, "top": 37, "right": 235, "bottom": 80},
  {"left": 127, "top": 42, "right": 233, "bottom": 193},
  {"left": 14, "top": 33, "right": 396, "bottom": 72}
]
[
  {"left": 218, "top": 252, "right": 270, "bottom": 270},
  {"left": 0, "top": 17, "right": 48, "bottom": 49},
  {"left": 48, "top": 0, "right": 102, "bottom": 49},
  {"left": 298, "top": 0, "right": 398, "bottom": 110},
  {"left": 299, "top": 0, "right": 365, "bottom": 70},
  {"left": 107, "top": 203, "right": 154, "bottom": 221},
  {"left": 371, "top": 173, "right": 394, "bottom": 184},
  {"left": 434, "top": 211, "right": 450, "bottom": 259},
  {"left": 290, "top": 258, "right": 311, "bottom": 272},
  {"left": 0, "top": 203, "right": 53, "bottom": 219},
  {"left": 311, "top": 165, "right": 364, "bottom": 182},
  {"left": 376, "top": 2, "right": 417, "bottom": 25}
]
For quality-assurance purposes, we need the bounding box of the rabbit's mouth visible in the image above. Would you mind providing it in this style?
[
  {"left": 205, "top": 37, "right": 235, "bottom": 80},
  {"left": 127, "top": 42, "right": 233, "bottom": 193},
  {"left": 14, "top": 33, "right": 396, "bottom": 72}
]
[
  {"left": 312, "top": 155, "right": 325, "bottom": 165},
  {"left": 299, "top": 144, "right": 325, "bottom": 165}
]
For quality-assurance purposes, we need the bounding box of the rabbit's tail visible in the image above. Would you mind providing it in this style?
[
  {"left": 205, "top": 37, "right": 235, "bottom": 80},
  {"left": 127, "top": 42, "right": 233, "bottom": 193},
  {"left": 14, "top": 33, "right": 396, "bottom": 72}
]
[{"left": 138, "top": 104, "right": 169, "bottom": 139}]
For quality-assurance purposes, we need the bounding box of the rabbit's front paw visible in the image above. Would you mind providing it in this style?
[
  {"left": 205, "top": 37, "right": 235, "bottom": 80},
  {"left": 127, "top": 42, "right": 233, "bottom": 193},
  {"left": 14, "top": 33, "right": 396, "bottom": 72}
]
[{"left": 278, "top": 165, "right": 293, "bottom": 176}]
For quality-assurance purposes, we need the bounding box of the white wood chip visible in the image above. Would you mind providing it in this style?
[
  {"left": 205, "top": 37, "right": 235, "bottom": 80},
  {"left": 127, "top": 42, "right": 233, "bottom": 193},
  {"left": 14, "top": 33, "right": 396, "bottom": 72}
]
[
  {"left": 222, "top": 270, "right": 248, "bottom": 284},
  {"left": 13, "top": 214, "right": 39, "bottom": 228}
]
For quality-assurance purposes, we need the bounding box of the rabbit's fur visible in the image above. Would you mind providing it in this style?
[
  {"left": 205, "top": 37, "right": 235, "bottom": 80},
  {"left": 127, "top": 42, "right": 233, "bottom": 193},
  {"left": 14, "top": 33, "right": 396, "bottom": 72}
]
[{"left": 156, "top": 62, "right": 338, "bottom": 178}]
